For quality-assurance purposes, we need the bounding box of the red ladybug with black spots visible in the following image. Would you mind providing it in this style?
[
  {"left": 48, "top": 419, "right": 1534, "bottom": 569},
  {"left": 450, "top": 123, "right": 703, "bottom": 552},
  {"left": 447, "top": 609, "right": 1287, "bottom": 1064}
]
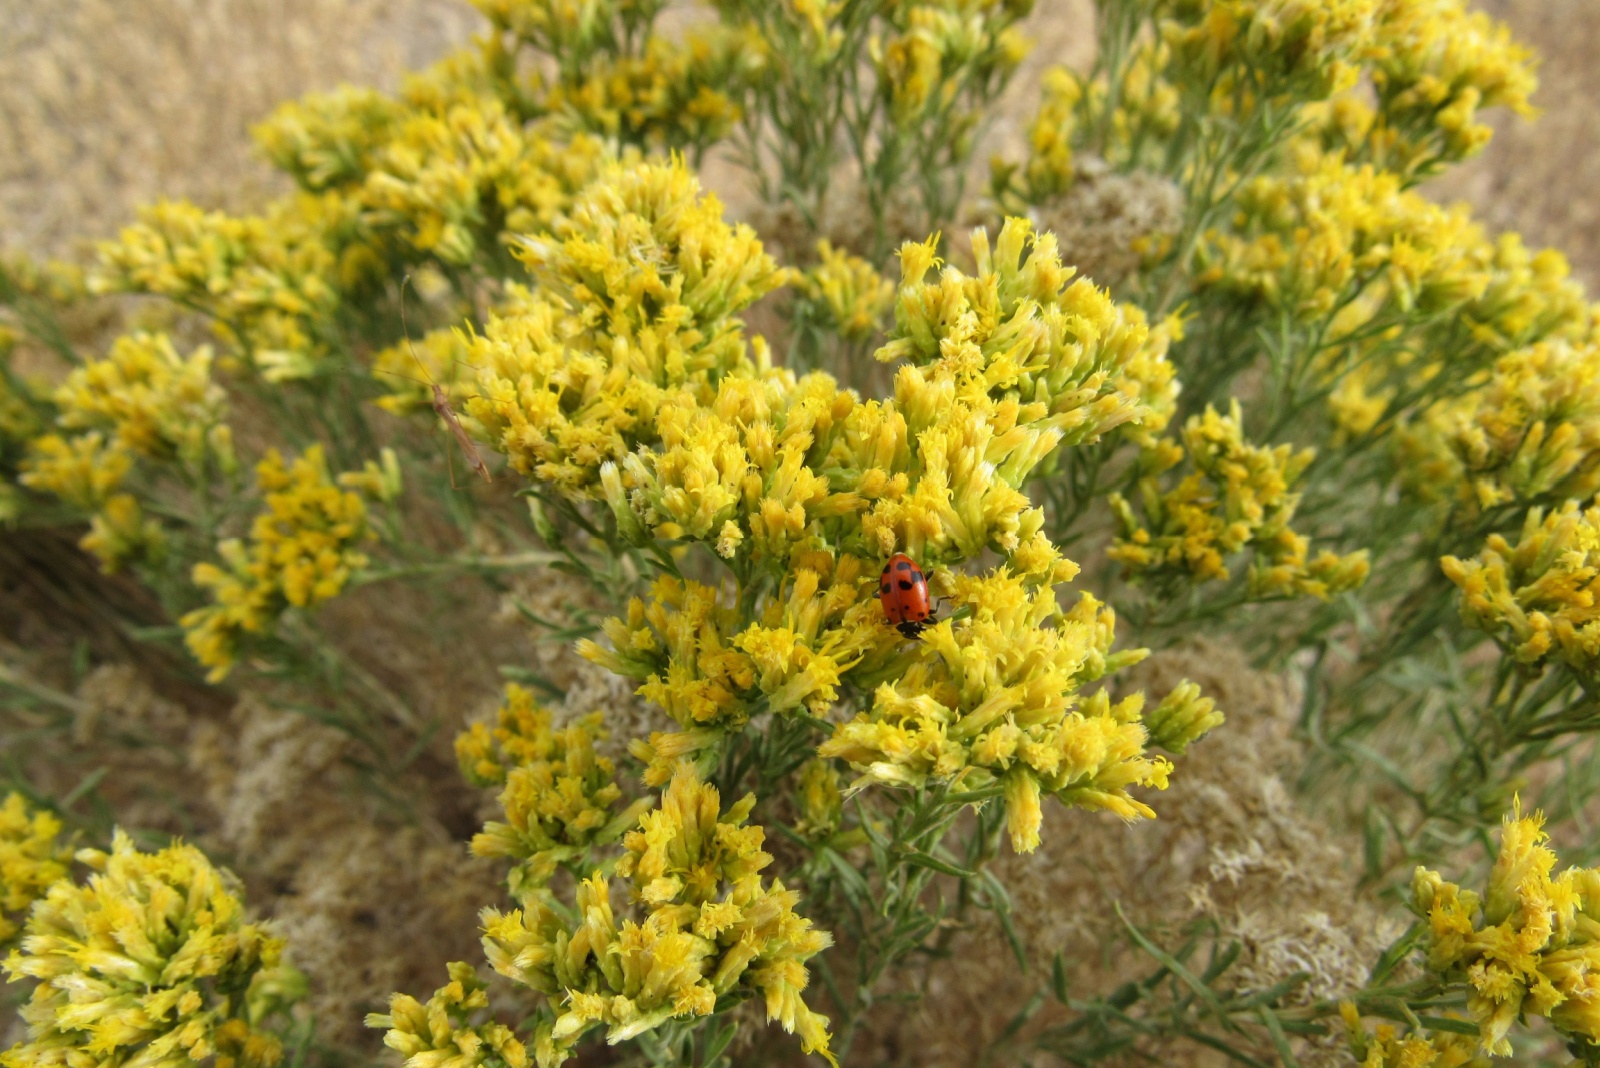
[{"left": 879, "top": 553, "right": 933, "bottom": 639}]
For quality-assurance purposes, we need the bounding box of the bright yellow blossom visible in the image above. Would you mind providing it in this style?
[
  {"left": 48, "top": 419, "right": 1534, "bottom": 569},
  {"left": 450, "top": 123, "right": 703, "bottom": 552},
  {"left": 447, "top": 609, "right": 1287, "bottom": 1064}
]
[
  {"left": 471, "top": 763, "right": 836, "bottom": 1067},
  {"left": 1411, "top": 804, "right": 1600, "bottom": 1056},
  {"left": 1015, "top": 41, "right": 1178, "bottom": 197},
  {"left": 91, "top": 197, "right": 349, "bottom": 381},
  {"left": 0, "top": 792, "right": 71, "bottom": 949},
  {"left": 457, "top": 685, "right": 650, "bottom": 896},
  {"left": 53, "top": 332, "right": 232, "bottom": 472},
  {"left": 1145, "top": 681, "right": 1224, "bottom": 755},
  {"left": 181, "top": 446, "right": 372, "bottom": 681},
  {"left": 1109, "top": 401, "right": 1369, "bottom": 601},
  {"left": 1400, "top": 339, "right": 1600, "bottom": 518},
  {"left": 1341, "top": 1003, "right": 1486, "bottom": 1068},
  {"left": 821, "top": 575, "right": 1175, "bottom": 853},
  {"left": 367, "top": 962, "right": 530, "bottom": 1068},
  {"left": 1367, "top": 0, "right": 1537, "bottom": 178},
  {"left": 1442, "top": 497, "right": 1600, "bottom": 681},
  {"left": 20, "top": 432, "right": 131, "bottom": 512},
  {"left": 467, "top": 157, "right": 787, "bottom": 495},
  {"left": 2, "top": 831, "right": 302, "bottom": 1068},
  {"left": 800, "top": 241, "right": 895, "bottom": 342},
  {"left": 80, "top": 493, "right": 168, "bottom": 575},
  {"left": 1196, "top": 147, "right": 1492, "bottom": 326},
  {"left": 1157, "top": 0, "right": 1378, "bottom": 106}
]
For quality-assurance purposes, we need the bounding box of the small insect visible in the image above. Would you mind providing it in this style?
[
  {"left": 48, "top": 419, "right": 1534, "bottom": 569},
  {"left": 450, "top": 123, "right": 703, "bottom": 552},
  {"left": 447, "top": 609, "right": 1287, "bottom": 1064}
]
[
  {"left": 395, "top": 276, "right": 491, "bottom": 486},
  {"left": 879, "top": 553, "right": 933, "bottom": 639}
]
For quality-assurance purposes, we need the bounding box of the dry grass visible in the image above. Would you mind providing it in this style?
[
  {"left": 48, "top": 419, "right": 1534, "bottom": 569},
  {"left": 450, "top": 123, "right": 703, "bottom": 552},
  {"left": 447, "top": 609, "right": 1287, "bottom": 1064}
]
[{"left": 0, "top": 0, "right": 479, "bottom": 259}]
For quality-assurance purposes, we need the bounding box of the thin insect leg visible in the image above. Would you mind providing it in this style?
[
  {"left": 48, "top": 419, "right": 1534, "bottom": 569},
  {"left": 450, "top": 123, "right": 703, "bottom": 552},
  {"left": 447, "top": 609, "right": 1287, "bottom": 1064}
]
[{"left": 399, "top": 275, "right": 493, "bottom": 485}]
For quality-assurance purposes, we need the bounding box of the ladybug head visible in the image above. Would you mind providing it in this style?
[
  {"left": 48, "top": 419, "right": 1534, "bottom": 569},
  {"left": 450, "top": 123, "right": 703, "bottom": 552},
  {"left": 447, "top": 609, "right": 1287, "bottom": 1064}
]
[{"left": 895, "top": 619, "right": 928, "bottom": 640}]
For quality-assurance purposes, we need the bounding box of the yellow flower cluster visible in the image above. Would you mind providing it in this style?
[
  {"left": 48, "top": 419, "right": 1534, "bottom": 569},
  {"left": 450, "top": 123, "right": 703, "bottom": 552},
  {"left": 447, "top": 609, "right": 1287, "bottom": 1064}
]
[
  {"left": 1, "top": 252, "right": 88, "bottom": 308},
  {"left": 91, "top": 198, "right": 349, "bottom": 383},
  {"left": 465, "top": 158, "right": 787, "bottom": 495},
  {"left": 0, "top": 338, "right": 44, "bottom": 524},
  {"left": 876, "top": 219, "right": 1176, "bottom": 448},
  {"left": 181, "top": 445, "right": 372, "bottom": 681},
  {"left": 798, "top": 241, "right": 895, "bottom": 343},
  {"left": 475, "top": 763, "right": 835, "bottom": 1066},
  {"left": 1400, "top": 340, "right": 1600, "bottom": 519},
  {"left": 1015, "top": 41, "right": 1180, "bottom": 198},
  {"left": 793, "top": 759, "right": 844, "bottom": 842},
  {"left": 583, "top": 562, "right": 906, "bottom": 785},
  {"left": 2, "top": 830, "right": 300, "bottom": 1068},
  {"left": 0, "top": 792, "right": 70, "bottom": 949},
  {"left": 1196, "top": 147, "right": 1492, "bottom": 325},
  {"left": 471, "top": 0, "right": 660, "bottom": 57},
  {"left": 1412, "top": 805, "right": 1600, "bottom": 1055},
  {"left": 546, "top": 27, "right": 762, "bottom": 154},
  {"left": 53, "top": 331, "right": 233, "bottom": 473},
  {"left": 820, "top": 580, "right": 1178, "bottom": 853},
  {"left": 1462, "top": 234, "right": 1592, "bottom": 356},
  {"left": 456, "top": 684, "right": 650, "bottom": 896},
  {"left": 19, "top": 432, "right": 130, "bottom": 514},
  {"left": 17, "top": 330, "right": 236, "bottom": 572},
  {"left": 873, "top": 3, "right": 1030, "bottom": 131},
  {"left": 1109, "top": 401, "right": 1370, "bottom": 601},
  {"left": 99, "top": 38, "right": 626, "bottom": 381},
  {"left": 1340, "top": 1004, "right": 1485, "bottom": 1068},
  {"left": 1442, "top": 498, "right": 1600, "bottom": 682},
  {"left": 367, "top": 962, "right": 531, "bottom": 1068},
  {"left": 362, "top": 100, "right": 611, "bottom": 268},
  {"left": 470, "top": 165, "right": 1193, "bottom": 844},
  {"left": 1144, "top": 681, "right": 1224, "bottom": 755},
  {"left": 1364, "top": 0, "right": 1537, "bottom": 178},
  {"left": 1157, "top": 0, "right": 1377, "bottom": 105}
]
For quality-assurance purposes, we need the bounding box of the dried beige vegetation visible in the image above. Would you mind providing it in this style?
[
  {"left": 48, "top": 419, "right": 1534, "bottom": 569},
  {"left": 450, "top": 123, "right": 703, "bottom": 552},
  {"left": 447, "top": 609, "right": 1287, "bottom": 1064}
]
[{"left": 859, "top": 640, "right": 1395, "bottom": 1068}]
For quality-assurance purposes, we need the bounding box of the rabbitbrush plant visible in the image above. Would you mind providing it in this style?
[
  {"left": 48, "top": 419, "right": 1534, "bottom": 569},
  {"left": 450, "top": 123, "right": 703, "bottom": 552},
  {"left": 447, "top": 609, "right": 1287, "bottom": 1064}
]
[{"left": 6, "top": 0, "right": 1600, "bottom": 1065}]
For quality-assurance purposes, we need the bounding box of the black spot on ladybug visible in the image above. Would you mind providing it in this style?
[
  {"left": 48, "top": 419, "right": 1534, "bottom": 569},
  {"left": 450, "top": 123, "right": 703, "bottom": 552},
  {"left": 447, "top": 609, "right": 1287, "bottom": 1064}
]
[
  {"left": 896, "top": 560, "right": 912, "bottom": 571},
  {"left": 880, "top": 582, "right": 890, "bottom": 594},
  {"left": 910, "top": 608, "right": 927, "bottom": 619},
  {"left": 898, "top": 579, "right": 913, "bottom": 590}
]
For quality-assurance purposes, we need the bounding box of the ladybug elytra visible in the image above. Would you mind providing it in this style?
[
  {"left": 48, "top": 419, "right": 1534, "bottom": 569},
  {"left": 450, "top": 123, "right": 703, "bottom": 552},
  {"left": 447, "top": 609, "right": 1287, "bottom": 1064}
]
[{"left": 879, "top": 553, "right": 932, "bottom": 639}]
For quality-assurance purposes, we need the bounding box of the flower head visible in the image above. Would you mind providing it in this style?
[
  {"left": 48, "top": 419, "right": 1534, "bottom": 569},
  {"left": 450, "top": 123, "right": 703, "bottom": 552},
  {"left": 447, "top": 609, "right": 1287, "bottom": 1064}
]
[
  {"left": 2, "top": 831, "right": 302, "bottom": 1068},
  {"left": 1108, "top": 400, "right": 1369, "bottom": 601},
  {"left": 366, "top": 961, "right": 530, "bottom": 1068},
  {"left": 468, "top": 764, "right": 835, "bottom": 1066},
  {"left": 1442, "top": 496, "right": 1600, "bottom": 683},
  {"left": 1411, "top": 804, "right": 1600, "bottom": 1055},
  {"left": 0, "top": 793, "right": 71, "bottom": 950},
  {"left": 181, "top": 446, "right": 372, "bottom": 681},
  {"left": 458, "top": 685, "right": 649, "bottom": 896}
]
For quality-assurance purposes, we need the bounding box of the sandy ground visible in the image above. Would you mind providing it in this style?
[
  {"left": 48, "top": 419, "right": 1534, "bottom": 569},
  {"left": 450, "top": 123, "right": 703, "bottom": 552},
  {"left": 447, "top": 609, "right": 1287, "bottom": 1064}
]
[{"left": 3, "top": 0, "right": 1594, "bottom": 279}]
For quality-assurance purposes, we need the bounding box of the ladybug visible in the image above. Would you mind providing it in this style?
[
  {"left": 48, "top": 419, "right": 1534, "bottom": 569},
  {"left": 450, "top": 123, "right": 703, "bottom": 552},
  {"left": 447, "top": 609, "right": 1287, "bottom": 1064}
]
[{"left": 879, "top": 553, "right": 933, "bottom": 639}]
